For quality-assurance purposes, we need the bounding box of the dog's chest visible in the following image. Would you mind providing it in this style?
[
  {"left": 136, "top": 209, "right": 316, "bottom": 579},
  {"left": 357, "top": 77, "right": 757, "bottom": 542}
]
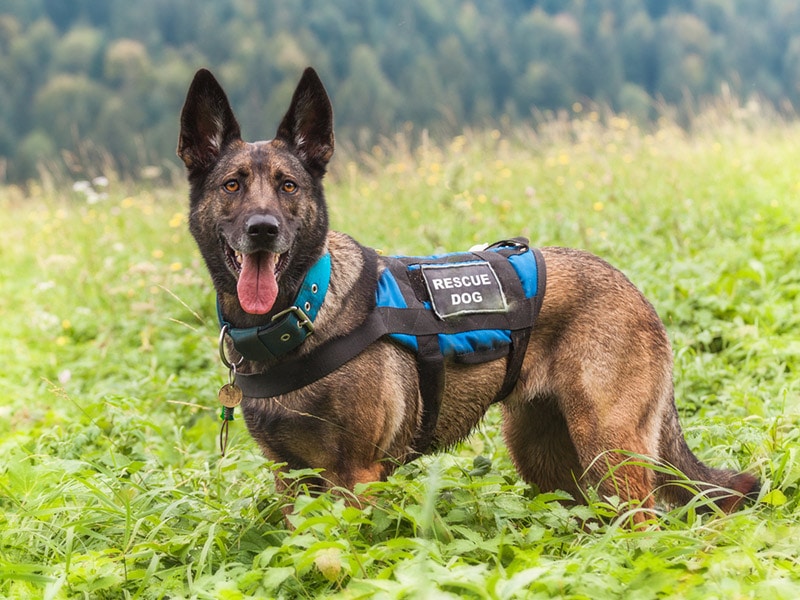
[{"left": 240, "top": 395, "right": 335, "bottom": 466}]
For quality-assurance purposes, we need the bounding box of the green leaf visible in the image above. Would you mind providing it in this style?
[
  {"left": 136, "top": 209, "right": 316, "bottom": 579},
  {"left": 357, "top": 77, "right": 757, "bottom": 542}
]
[
  {"left": 468, "top": 455, "right": 492, "bottom": 477},
  {"left": 761, "top": 489, "right": 788, "bottom": 507},
  {"left": 260, "top": 567, "right": 295, "bottom": 592}
]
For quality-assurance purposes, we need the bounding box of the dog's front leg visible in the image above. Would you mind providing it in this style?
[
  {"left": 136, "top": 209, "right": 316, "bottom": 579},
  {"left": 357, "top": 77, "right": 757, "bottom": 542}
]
[{"left": 268, "top": 450, "right": 390, "bottom": 526}]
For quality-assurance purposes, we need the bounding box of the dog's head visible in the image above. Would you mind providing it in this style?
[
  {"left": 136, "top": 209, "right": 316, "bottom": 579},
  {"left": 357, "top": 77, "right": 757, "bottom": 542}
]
[{"left": 178, "top": 68, "right": 334, "bottom": 317}]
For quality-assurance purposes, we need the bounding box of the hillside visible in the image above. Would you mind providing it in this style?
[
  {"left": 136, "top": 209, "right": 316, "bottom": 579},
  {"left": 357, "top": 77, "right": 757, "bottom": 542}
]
[{"left": 1, "top": 0, "right": 799, "bottom": 182}]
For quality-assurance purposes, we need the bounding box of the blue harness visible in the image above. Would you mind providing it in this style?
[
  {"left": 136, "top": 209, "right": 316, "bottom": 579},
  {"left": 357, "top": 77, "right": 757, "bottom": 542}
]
[
  {"left": 221, "top": 238, "right": 546, "bottom": 454},
  {"left": 377, "top": 240, "right": 543, "bottom": 362}
]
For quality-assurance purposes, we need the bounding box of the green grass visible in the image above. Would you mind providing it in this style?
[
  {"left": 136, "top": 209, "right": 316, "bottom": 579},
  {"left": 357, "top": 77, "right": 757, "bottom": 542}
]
[{"left": 2, "top": 107, "right": 800, "bottom": 598}]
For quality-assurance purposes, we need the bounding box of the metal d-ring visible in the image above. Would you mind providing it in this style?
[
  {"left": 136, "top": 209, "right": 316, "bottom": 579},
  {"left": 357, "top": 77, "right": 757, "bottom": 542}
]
[{"left": 218, "top": 324, "right": 244, "bottom": 370}]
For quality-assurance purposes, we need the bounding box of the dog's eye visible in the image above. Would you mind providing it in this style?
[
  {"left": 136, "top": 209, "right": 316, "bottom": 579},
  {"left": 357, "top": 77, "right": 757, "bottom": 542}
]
[
  {"left": 223, "top": 179, "right": 240, "bottom": 193},
  {"left": 281, "top": 180, "right": 298, "bottom": 194}
]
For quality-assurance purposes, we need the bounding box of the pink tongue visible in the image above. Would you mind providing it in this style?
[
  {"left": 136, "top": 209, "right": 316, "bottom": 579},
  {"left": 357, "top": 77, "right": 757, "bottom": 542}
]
[{"left": 237, "top": 252, "right": 279, "bottom": 314}]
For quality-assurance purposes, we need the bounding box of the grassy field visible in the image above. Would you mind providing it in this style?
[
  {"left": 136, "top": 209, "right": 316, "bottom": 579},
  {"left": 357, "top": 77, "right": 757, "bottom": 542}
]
[{"left": 2, "top": 106, "right": 800, "bottom": 598}]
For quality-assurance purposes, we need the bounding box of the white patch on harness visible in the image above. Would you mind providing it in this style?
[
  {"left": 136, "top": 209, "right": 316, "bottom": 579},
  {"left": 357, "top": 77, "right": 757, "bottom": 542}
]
[{"left": 421, "top": 261, "right": 508, "bottom": 319}]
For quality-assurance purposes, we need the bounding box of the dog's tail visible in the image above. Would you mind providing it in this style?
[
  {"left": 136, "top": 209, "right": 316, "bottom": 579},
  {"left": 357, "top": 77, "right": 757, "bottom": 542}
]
[{"left": 656, "top": 401, "right": 759, "bottom": 513}]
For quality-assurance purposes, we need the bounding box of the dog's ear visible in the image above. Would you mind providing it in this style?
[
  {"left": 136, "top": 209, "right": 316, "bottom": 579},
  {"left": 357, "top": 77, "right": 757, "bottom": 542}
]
[
  {"left": 275, "top": 68, "right": 334, "bottom": 177},
  {"left": 177, "top": 69, "right": 241, "bottom": 171}
]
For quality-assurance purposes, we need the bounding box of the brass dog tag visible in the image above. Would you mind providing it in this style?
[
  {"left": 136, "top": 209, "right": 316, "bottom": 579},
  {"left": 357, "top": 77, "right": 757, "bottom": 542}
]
[{"left": 218, "top": 383, "right": 243, "bottom": 408}]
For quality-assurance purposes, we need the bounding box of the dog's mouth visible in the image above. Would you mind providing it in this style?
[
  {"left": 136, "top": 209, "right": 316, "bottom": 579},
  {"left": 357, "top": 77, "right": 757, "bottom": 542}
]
[{"left": 223, "top": 241, "right": 289, "bottom": 315}]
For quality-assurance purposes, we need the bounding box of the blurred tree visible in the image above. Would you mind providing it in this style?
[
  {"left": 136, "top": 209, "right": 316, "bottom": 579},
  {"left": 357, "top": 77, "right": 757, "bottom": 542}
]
[
  {"left": 784, "top": 36, "right": 800, "bottom": 106},
  {"left": 6, "top": 19, "right": 57, "bottom": 139},
  {"left": 516, "top": 61, "right": 573, "bottom": 113},
  {"left": 95, "top": 95, "right": 144, "bottom": 175},
  {"left": 54, "top": 25, "right": 104, "bottom": 75},
  {"left": 33, "top": 74, "right": 109, "bottom": 148},
  {"left": 617, "top": 82, "right": 653, "bottom": 122},
  {"left": 399, "top": 54, "right": 448, "bottom": 127},
  {"left": 509, "top": 9, "right": 582, "bottom": 113},
  {"left": 104, "top": 38, "right": 150, "bottom": 87},
  {"left": 654, "top": 13, "right": 713, "bottom": 103},
  {"left": 0, "top": 14, "right": 21, "bottom": 53},
  {"left": 336, "top": 44, "right": 399, "bottom": 141},
  {"left": 0, "top": 0, "right": 798, "bottom": 183},
  {"left": 580, "top": 9, "right": 624, "bottom": 104},
  {"left": 432, "top": 35, "right": 469, "bottom": 120},
  {"left": 15, "top": 129, "right": 57, "bottom": 181},
  {"left": 619, "top": 9, "right": 657, "bottom": 93}
]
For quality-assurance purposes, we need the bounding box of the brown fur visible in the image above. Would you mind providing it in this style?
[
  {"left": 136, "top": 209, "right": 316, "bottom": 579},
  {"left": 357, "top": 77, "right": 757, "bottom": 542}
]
[{"left": 178, "top": 68, "right": 759, "bottom": 524}]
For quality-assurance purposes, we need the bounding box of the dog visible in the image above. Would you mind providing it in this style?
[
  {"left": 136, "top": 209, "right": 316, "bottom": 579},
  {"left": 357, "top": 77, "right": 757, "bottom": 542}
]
[{"left": 177, "top": 67, "right": 759, "bottom": 524}]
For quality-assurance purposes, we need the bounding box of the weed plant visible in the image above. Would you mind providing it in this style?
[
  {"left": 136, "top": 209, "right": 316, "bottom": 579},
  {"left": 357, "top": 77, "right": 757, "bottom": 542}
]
[{"left": 1, "top": 106, "right": 799, "bottom": 598}]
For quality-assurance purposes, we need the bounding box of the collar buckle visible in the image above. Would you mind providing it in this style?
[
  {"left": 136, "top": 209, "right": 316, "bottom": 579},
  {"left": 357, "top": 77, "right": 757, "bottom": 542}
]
[{"left": 271, "top": 305, "right": 315, "bottom": 336}]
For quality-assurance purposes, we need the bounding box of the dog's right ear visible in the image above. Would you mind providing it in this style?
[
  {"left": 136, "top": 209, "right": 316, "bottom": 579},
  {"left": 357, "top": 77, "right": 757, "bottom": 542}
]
[{"left": 177, "top": 69, "right": 241, "bottom": 171}]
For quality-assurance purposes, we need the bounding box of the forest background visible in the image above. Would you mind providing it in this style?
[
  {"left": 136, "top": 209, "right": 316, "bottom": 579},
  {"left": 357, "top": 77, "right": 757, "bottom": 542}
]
[{"left": 2, "top": 0, "right": 800, "bottom": 184}]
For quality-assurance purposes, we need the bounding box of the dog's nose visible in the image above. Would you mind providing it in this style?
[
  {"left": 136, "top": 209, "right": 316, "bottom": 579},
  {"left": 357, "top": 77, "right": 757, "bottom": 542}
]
[{"left": 245, "top": 214, "right": 280, "bottom": 240}]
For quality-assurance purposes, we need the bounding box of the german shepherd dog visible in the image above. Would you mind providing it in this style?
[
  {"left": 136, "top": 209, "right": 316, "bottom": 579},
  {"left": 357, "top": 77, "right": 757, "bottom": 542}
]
[{"left": 178, "top": 67, "right": 758, "bottom": 524}]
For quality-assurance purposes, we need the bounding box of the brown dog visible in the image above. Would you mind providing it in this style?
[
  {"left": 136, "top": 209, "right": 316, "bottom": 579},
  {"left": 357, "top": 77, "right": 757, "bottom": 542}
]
[{"left": 178, "top": 67, "right": 758, "bottom": 523}]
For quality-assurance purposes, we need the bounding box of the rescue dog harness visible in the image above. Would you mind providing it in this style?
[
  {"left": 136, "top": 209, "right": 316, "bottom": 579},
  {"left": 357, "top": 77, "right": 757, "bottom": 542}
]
[{"left": 218, "top": 238, "right": 546, "bottom": 453}]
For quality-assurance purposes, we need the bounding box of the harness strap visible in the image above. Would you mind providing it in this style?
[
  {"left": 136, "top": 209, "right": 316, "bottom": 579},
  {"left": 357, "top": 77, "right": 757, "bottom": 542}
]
[
  {"left": 232, "top": 295, "right": 543, "bottom": 397},
  {"left": 409, "top": 335, "right": 446, "bottom": 455},
  {"left": 492, "top": 329, "right": 530, "bottom": 403},
  {"left": 490, "top": 246, "right": 546, "bottom": 404}
]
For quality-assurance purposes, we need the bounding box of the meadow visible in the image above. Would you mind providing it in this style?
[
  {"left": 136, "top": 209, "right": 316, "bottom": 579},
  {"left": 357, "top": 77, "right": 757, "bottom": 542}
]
[{"left": 1, "top": 103, "right": 800, "bottom": 598}]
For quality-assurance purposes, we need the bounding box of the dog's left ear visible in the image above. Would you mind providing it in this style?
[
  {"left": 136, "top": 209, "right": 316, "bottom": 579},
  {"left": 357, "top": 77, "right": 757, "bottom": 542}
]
[
  {"left": 178, "top": 69, "right": 242, "bottom": 172},
  {"left": 275, "top": 68, "right": 334, "bottom": 177}
]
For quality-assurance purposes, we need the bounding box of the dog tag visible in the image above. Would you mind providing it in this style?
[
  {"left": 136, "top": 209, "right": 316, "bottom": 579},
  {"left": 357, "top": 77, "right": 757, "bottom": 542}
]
[{"left": 218, "top": 383, "right": 243, "bottom": 408}]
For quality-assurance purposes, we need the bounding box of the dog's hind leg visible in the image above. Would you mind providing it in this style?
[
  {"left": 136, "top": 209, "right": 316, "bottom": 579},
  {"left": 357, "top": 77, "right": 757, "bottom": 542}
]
[
  {"left": 557, "top": 385, "right": 664, "bottom": 525},
  {"left": 501, "top": 394, "right": 586, "bottom": 503},
  {"left": 503, "top": 390, "right": 661, "bottom": 525}
]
